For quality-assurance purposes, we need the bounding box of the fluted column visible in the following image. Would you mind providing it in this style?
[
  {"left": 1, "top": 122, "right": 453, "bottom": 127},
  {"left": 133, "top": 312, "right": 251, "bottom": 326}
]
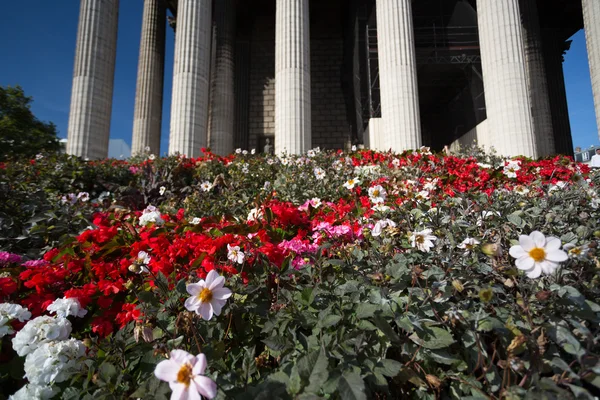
[
  {"left": 208, "top": 0, "right": 236, "bottom": 155},
  {"left": 169, "top": 0, "right": 212, "bottom": 158},
  {"left": 477, "top": 0, "right": 537, "bottom": 157},
  {"left": 583, "top": 0, "right": 600, "bottom": 140},
  {"left": 132, "top": 0, "right": 166, "bottom": 156},
  {"left": 275, "top": 0, "right": 311, "bottom": 155},
  {"left": 67, "top": 0, "right": 119, "bottom": 159},
  {"left": 520, "top": 0, "right": 554, "bottom": 156},
  {"left": 375, "top": 0, "right": 421, "bottom": 152}
]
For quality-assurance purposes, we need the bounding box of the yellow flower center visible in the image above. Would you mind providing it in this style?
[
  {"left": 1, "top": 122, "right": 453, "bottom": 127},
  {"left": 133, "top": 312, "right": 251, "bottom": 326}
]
[
  {"left": 176, "top": 363, "right": 193, "bottom": 387},
  {"left": 198, "top": 287, "right": 213, "bottom": 303},
  {"left": 529, "top": 247, "right": 546, "bottom": 262},
  {"left": 372, "top": 190, "right": 380, "bottom": 197},
  {"left": 416, "top": 235, "right": 425, "bottom": 244},
  {"left": 348, "top": 180, "right": 354, "bottom": 185}
]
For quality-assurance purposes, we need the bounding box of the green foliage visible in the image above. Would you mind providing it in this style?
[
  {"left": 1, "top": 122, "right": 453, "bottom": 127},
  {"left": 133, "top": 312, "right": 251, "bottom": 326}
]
[{"left": 0, "top": 85, "right": 61, "bottom": 160}]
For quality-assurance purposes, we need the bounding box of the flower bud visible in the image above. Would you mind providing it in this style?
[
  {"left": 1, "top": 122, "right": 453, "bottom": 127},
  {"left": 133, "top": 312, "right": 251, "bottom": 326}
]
[
  {"left": 481, "top": 243, "right": 502, "bottom": 257},
  {"left": 451, "top": 280, "right": 464, "bottom": 292},
  {"left": 142, "top": 324, "right": 154, "bottom": 342}
]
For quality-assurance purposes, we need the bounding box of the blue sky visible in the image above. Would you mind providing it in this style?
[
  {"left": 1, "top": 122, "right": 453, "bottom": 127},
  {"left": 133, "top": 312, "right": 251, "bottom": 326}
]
[{"left": 0, "top": 1, "right": 597, "bottom": 155}]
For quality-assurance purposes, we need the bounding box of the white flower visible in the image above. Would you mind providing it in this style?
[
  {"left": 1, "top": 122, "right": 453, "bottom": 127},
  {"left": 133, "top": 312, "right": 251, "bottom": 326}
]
[
  {"left": 190, "top": 217, "right": 201, "bottom": 225},
  {"left": 159, "top": 186, "right": 166, "bottom": 196},
  {"left": 0, "top": 303, "right": 31, "bottom": 322},
  {"left": 129, "top": 251, "right": 151, "bottom": 273},
  {"left": 457, "top": 237, "right": 480, "bottom": 255},
  {"left": 251, "top": 149, "right": 256, "bottom": 155},
  {"left": 372, "top": 204, "right": 390, "bottom": 213},
  {"left": 307, "top": 150, "right": 316, "bottom": 157},
  {"left": 149, "top": 154, "right": 156, "bottom": 160},
  {"left": 139, "top": 206, "right": 164, "bottom": 227},
  {"left": 242, "top": 150, "right": 248, "bottom": 156},
  {"left": 476, "top": 210, "right": 500, "bottom": 226},
  {"left": 514, "top": 185, "right": 530, "bottom": 195},
  {"left": 247, "top": 208, "right": 263, "bottom": 222},
  {"left": 314, "top": 167, "right": 326, "bottom": 180},
  {"left": 24, "top": 339, "right": 86, "bottom": 386},
  {"left": 351, "top": 145, "right": 357, "bottom": 151},
  {"left": 47, "top": 297, "right": 87, "bottom": 318},
  {"left": 392, "top": 158, "right": 401, "bottom": 167},
  {"left": 154, "top": 350, "right": 217, "bottom": 400},
  {"left": 419, "top": 146, "right": 432, "bottom": 154},
  {"left": 235, "top": 148, "right": 242, "bottom": 154},
  {"left": 280, "top": 157, "right": 290, "bottom": 166},
  {"left": 477, "top": 162, "right": 492, "bottom": 169},
  {"left": 12, "top": 316, "right": 72, "bottom": 356},
  {"left": 309, "top": 198, "right": 322, "bottom": 208},
  {"left": 8, "top": 384, "right": 57, "bottom": 400},
  {"left": 415, "top": 190, "right": 430, "bottom": 202},
  {"left": 35, "top": 154, "right": 44, "bottom": 160},
  {"left": 242, "top": 164, "right": 249, "bottom": 174},
  {"left": 423, "top": 178, "right": 439, "bottom": 191},
  {"left": 332, "top": 160, "right": 343, "bottom": 171},
  {"left": 184, "top": 270, "right": 233, "bottom": 321},
  {"left": 371, "top": 219, "right": 396, "bottom": 237},
  {"left": 368, "top": 185, "right": 387, "bottom": 204},
  {"left": 343, "top": 178, "right": 360, "bottom": 190},
  {"left": 200, "top": 181, "right": 213, "bottom": 192},
  {"left": 0, "top": 304, "right": 31, "bottom": 338},
  {"left": 503, "top": 160, "right": 521, "bottom": 178},
  {"left": 227, "top": 244, "right": 245, "bottom": 264},
  {"left": 549, "top": 181, "right": 567, "bottom": 193},
  {"left": 267, "top": 158, "right": 276, "bottom": 165},
  {"left": 263, "top": 181, "right": 271, "bottom": 190},
  {"left": 509, "top": 231, "right": 568, "bottom": 278},
  {"left": 77, "top": 192, "right": 90, "bottom": 202},
  {"left": 410, "top": 229, "right": 437, "bottom": 252}
]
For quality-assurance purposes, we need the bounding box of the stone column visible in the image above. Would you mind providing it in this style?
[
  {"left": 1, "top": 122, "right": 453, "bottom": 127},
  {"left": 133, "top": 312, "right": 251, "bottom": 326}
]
[
  {"left": 275, "top": 0, "right": 311, "bottom": 155},
  {"left": 208, "top": 0, "right": 236, "bottom": 155},
  {"left": 375, "top": 0, "right": 421, "bottom": 152},
  {"left": 169, "top": 0, "right": 212, "bottom": 158},
  {"left": 520, "top": 0, "right": 554, "bottom": 156},
  {"left": 132, "top": 0, "right": 166, "bottom": 156},
  {"left": 477, "top": 0, "right": 537, "bottom": 157},
  {"left": 583, "top": 0, "right": 600, "bottom": 140},
  {"left": 67, "top": 0, "right": 119, "bottom": 159}
]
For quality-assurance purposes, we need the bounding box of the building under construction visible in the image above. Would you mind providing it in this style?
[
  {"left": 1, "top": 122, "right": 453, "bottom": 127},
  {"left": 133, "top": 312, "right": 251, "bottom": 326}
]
[{"left": 66, "top": 0, "right": 599, "bottom": 159}]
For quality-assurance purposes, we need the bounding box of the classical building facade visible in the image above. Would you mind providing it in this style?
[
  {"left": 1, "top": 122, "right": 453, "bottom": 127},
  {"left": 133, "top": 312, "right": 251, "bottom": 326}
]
[{"left": 66, "top": 0, "right": 599, "bottom": 159}]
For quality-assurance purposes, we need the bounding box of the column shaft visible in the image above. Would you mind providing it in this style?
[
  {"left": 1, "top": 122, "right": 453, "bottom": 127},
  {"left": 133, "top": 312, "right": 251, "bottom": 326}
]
[
  {"left": 520, "top": 0, "right": 554, "bottom": 156},
  {"left": 375, "top": 0, "right": 421, "bottom": 152},
  {"left": 67, "top": 0, "right": 119, "bottom": 159},
  {"left": 583, "top": 0, "right": 600, "bottom": 139},
  {"left": 275, "top": 0, "right": 311, "bottom": 155},
  {"left": 208, "top": 0, "right": 236, "bottom": 155},
  {"left": 169, "top": 0, "right": 212, "bottom": 158},
  {"left": 132, "top": 0, "right": 166, "bottom": 156},
  {"left": 477, "top": 0, "right": 537, "bottom": 157}
]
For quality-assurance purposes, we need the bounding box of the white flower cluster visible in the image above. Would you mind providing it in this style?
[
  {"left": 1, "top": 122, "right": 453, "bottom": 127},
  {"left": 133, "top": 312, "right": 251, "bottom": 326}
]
[
  {"left": 46, "top": 297, "right": 87, "bottom": 318},
  {"left": 12, "top": 316, "right": 71, "bottom": 356},
  {"left": 8, "top": 384, "right": 58, "bottom": 400},
  {"left": 139, "top": 205, "right": 164, "bottom": 227},
  {"left": 23, "top": 339, "right": 86, "bottom": 386},
  {"left": 0, "top": 303, "right": 32, "bottom": 338}
]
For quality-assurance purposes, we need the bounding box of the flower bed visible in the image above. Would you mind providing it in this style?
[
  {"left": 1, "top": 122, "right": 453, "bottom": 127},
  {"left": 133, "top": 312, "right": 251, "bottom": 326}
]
[{"left": 0, "top": 147, "right": 599, "bottom": 399}]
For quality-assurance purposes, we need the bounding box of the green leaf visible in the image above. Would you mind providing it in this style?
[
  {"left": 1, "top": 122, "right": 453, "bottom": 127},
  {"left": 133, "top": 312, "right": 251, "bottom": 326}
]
[
  {"left": 306, "top": 349, "right": 330, "bottom": 393},
  {"left": 337, "top": 371, "right": 367, "bottom": 400},
  {"left": 319, "top": 314, "right": 342, "bottom": 328},
  {"left": 262, "top": 336, "right": 291, "bottom": 351},
  {"left": 546, "top": 324, "right": 585, "bottom": 357},
  {"left": 355, "top": 303, "right": 379, "bottom": 319},
  {"left": 409, "top": 327, "right": 455, "bottom": 349},
  {"left": 378, "top": 359, "right": 402, "bottom": 377}
]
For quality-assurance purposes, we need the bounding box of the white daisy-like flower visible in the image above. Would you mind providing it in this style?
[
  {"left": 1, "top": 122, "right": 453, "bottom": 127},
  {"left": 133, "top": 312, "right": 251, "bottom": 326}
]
[
  {"left": 307, "top": 149, "right": 316, "bottom": 157},
  {"left": 514, "top": 185, "right": 530, "bottom": 195},
  {"left": 149, "top": 154, "right": 156, "bottom": 160},
  {"left": 227, "top": 244, "right": 245, "bottom": 264},
  {"left": 242, "top": 150, "right": 248, "bottom": 156},
  {"left": 247, "top": 208, "right": 263, "bottom": 222},
  {"left": 351, "top": 145, "right": 357, "bottom": 151},
  {"left": 190, "top": 217, "right": 201, "bottom": 225},
  {"left": 235, "top": 148, "right": 242, "bottom": 154},
  {"left": 457, "top": 237, "right": 480, "bottom": 255},
  {"left": 503, "top": 160, "right": 521, "bottom": 178},
  {"left": 476, "top": 210, "right": 501, "bottom": 226},
  {"left": 46, "top": 297, "right": 87, "bottom": 318},
  {"left": 368, "top": 185, "right": 387, "bottom": 204},
  {"left": 129, "top": 251, "right": 151, "bottom": 274},
  {"left": 343, "top": 178, "right": 360, "bottom": 190},
  {"left": 267, "top": 158, "right": 276, "bottom": 165},
  {"left": 184, "top": 270, "right": 233, "bottom": 321},
  {"left": 372, "top": 204, "right": 390, "bottom": 213},
  {"left": 251, "top": 149, "right": 256, "bottom": 155},
  {"left": 280, "top": 157, "right": 290, "bottom": 166},
  {"left": 415, "top": 190, "right": 430, "bottom": 202},
  {"left": 159, "top": 186, "right": 166, "bottom": 196},
  {"left": 314, "top": 167, "right": 326, "bottom": 180},
  {"left": 509, "top": 231, "right": 568, "bottom": 279},
  {"left": 391, "top": 158, "right": 401, "bottom": 167},
  {"left": 332, "top": 160, "right": 343, "bottom": 171},
  {"left": 200, "top": 181, "right": 213, "bottom": 192},
  {"left": 77, "top": 192, "right": 90, "bottom": 202},
  {"left": 155, "top": 350, "right": 217, "bottom": 400},
  {"left": 309, "top": 198, "right": 322, "bottom": 208},
  {"left": 371, "top": 219, "right": 396, "bottom": 237},
  {"left": 410, "top": 229, "right": 437, "bottom": 252}
]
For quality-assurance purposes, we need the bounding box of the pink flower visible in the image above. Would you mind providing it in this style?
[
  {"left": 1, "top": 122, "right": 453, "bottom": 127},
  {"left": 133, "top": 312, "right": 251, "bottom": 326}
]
[{"left": 154, "top": 350, "right": 217, "bottom": 400}]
